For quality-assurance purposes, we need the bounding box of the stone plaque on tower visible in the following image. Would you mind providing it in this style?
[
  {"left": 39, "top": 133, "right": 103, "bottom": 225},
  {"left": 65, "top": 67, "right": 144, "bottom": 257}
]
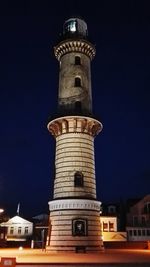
[{"left": 46, "top": 17, "right": 104, "bottom": 253}]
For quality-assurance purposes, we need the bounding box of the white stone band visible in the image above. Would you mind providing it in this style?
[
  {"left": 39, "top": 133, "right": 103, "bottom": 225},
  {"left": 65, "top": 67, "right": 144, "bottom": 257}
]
[{"left": 48, "top": 199, "right": 101, "bottom": 212}]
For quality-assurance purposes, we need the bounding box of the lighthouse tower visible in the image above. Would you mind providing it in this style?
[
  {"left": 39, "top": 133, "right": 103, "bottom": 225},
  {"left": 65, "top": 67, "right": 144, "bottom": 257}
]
[{"left": 46, "top": 17, "right": 104, "bottom": 253}]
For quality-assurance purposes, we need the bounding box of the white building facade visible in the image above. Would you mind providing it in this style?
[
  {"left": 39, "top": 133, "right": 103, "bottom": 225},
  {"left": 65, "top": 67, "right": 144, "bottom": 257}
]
[
  {"left": 1, "top": 215, "right": 33, "bottom": 241},
  {"left": 126, "top": 195, "right": 150, "bottom": 241}
]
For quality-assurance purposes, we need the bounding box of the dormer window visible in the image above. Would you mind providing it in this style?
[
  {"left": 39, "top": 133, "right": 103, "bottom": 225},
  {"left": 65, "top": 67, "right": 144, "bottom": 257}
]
[
  {"left": 144, "top": 202, "right": 150, "bottom": 214},
  {"left": 75, "top": 56, "right": 81, "bottom": 65},
  {"left": 75, "top": 77, "right": 81, "bottom": 87}
]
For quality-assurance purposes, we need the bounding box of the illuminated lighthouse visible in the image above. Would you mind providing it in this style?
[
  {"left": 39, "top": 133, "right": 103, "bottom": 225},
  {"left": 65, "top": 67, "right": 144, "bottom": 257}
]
[{"left": 46, "top": 17, "right": 104, "bottom": 253}]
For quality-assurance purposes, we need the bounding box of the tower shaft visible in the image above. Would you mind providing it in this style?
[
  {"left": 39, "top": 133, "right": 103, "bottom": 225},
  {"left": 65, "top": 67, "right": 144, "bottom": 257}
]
[{"left": 56, "top": 42, "right": 94, "bottom": 115}]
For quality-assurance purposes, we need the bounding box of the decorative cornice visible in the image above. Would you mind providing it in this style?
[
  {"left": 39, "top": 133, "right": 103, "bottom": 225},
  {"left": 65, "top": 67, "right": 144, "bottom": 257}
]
[
  {"left": 54, "top": 39, "right": 96, "bottom": 61},
  {"left": 48, "top": 199, "right": 101, "bottom": 212},
  {"left": 47, "top": 116, "right": 103, "bottom": 138}
]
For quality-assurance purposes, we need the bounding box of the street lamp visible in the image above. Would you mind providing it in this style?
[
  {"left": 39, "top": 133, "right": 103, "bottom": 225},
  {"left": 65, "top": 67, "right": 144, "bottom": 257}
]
[
  {"left": 0, "top": 209, "right": 6, "bottom": 246},
  {"left": 0, "top": 209, "right": 4, "bottom": 224},
  {"left": 0, "top": 209, "right": 4, "bottom": 213}
]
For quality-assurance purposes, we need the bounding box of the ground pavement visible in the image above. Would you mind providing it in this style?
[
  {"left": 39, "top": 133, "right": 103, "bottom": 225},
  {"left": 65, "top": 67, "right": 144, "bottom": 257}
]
[{"left": 0, "top": 248, "right": 150, "bottom": 266}]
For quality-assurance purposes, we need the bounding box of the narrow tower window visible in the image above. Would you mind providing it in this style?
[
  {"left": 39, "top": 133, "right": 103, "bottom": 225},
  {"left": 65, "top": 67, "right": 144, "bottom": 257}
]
[
  {"left": 74, "top": 171, "right": 84, "bottom": 187},
  {"left": 75, "top": 56, "right": 81, "bottom": 65},
  {"left": 75, "top": 77, "right": 81, "bottom": 87}
]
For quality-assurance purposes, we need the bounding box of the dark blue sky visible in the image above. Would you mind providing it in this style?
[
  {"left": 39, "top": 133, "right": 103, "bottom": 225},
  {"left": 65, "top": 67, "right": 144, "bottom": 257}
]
[{"left": 0, "top": 1, "right": 150, "bottom": 217}]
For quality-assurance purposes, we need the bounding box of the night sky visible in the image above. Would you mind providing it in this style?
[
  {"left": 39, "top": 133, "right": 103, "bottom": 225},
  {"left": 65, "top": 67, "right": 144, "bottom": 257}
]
[{"left": 0, "top": 1, "right": 150, "bottom": 218}]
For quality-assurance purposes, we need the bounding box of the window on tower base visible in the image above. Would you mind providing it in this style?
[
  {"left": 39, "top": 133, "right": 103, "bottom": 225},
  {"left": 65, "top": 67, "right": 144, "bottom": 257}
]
[{"left": 72, "top": 219, "right": 87, "bottom": 236}]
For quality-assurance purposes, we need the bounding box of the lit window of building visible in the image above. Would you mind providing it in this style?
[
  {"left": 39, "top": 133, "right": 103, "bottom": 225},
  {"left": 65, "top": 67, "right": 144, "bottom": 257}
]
[
  {"left": 103, "top": 222, "right": 108, "bottom": 232},
  {"left": 109, "top": 222, "right": 114, "bottom": 232}
]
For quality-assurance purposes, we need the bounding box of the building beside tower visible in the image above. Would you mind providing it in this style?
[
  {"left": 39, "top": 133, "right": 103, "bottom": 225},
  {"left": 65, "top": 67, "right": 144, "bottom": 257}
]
[{"left": 46, "top": 17, "right": 104, "bottom": 253}]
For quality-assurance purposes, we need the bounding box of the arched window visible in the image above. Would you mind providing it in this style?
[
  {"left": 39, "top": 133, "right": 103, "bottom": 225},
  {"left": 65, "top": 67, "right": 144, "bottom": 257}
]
[
  {"left": 74, "top": 171, "right": 84, "bottom": 187},
  {"left": 75, "top": 77, "right": 81, "bottom": 87},
  {"left": 75, "top": 56, "right": 81, "bottom": 65}
]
